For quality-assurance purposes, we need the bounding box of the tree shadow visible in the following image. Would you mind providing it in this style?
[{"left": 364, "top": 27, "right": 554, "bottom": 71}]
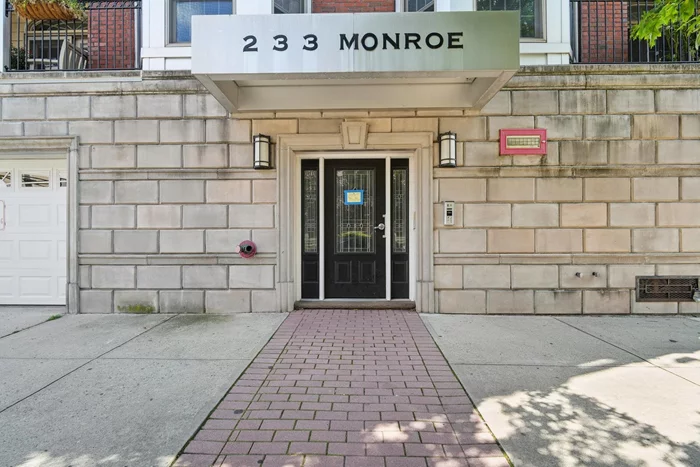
[
  {"left": 14, "top": 451, "right": 174, "bottom": 467},
  {"left": 424, "top": 315, "right": 700, "bottom": 466},
  {"left": 493, "top": 388, "right": 700, "bottom": 467}
]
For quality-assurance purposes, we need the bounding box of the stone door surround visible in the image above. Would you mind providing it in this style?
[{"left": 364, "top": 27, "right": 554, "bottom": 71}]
[{"left": 276, "top": 124, "right": 435, "bottom": 312}]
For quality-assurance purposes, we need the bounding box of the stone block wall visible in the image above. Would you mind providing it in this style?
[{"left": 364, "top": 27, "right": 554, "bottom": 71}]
[
  {"left": 435, "top": 71, "right": 700, "bottom": 315},
  {"left": 1, "top": 65, "right": 699, "bottom": 314},
  {"left": 0, "top": 81, "right": 278, "bottom": 314}
]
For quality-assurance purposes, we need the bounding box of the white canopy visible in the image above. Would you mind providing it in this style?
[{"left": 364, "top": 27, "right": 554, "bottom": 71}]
[{"left": 191, "top": 11, "right": 520, "bottom": 112}]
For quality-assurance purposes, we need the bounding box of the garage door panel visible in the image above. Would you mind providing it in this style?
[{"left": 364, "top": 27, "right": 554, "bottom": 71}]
[
  {"left": 0, "top": 241, "right": 14, "bottom": 261},
  {"left": 58, "top": 277, "right": 66, "bottom": 299},
  {"left": 0, "top": 164, "right": 66, "bottom": 305},
  {"left": 3, "top": 204, "right": 18, "bottom": 229},
  {"left": 19, "top": 276, "right": 53, "bottom": 298},
  {"left": 19, "top": 240, "right": 53, "bottom": 261},
  {"left": 58, "top": 240, "right": 67, "bottom": 260},
  {"left": 0, "top": 277, "right": 15, "bottom": 298},
  {"left": 57, "top": 205, "right": 67, "bottom": 224},
  {"left": 18, "top": 203, "right": 52, "bottom": 226}
]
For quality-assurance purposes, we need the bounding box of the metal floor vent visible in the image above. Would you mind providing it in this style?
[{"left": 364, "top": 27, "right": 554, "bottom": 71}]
[{"left": 636, "top": 276, "right": 699, "bottom": 302}]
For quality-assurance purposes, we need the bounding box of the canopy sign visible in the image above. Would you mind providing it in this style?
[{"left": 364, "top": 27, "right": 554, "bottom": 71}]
[{"left": 192, "top": 12, "right": 520, "bottom": 111}]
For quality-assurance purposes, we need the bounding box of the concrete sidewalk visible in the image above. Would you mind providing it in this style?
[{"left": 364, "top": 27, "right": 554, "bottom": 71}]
[
  {"left": 0, "top": 312, "right": 286, "bottom": 467},
  {"left": 0, "top": 307, "right": 65, "bottom": 338},
  {"left": 423, "top": 315, "right": 700, "bottom": 467}
]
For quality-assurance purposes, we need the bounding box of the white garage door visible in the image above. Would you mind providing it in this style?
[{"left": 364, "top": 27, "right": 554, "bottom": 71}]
[{"left": 0, "top": 160, "right": 67, "bottom": 305}]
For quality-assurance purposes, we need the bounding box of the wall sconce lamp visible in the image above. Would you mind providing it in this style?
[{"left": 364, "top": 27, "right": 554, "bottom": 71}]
[
  {"left": 438, "top": 132, "right": 457, "bottom": 168},
  {"left": 253, "top": 134, "right": 272, "bottom": 169}
]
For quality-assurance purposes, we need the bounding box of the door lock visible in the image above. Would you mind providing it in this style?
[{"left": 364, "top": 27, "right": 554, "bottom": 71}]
[{"left": 374, "top": 223, "right": 385, "bottom": 231}]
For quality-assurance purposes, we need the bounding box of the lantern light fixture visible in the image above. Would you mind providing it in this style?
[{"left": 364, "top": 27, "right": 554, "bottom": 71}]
[
  {"left": 253, "top": 134, "right": 272, "bottom": 169},
  {"left": 438, "top": 132, "right": 457, "bottom": 168}
]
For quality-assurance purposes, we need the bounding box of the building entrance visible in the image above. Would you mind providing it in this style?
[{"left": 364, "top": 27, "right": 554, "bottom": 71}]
[{"left": 301, "top": 158, "right": 409, "bottom": 300}]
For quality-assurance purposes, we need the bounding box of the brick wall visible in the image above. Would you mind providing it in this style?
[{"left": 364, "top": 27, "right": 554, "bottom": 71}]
[
  {"left": 580, "top": 1, "right": 629, "bottom": 63},
  {"left": 88, "top": 3, "right": 136, "bottom": 69},
  {"left": 313, "top": 0, "right": 395, "bottom": 12}
]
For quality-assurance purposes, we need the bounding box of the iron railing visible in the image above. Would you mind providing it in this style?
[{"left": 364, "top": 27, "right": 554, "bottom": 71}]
[
  {"left": 570, "top": 0, "right": 699, "bottom": 63},
  {"left": 5, "top": 0, "right": 141, "bottom": 72}
]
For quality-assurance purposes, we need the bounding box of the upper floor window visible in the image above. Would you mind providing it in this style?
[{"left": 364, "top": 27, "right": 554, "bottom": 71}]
[
  {"left": 476, "top": 0, "right": 544, "bottom": 39},
  {"left": 406, "top": 0, "right": 434, "bottom": 11},
  {"left": 171, "top": 0, "right": 233, "bottom": 43},
  {"left": 274, "top": 0, "right": 305, "bottom": 13}
]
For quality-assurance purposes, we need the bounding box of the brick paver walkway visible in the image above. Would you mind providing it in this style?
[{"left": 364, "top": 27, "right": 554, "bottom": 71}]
[{"left": 175, "top": 310, "right": 509, "bottom": 467}]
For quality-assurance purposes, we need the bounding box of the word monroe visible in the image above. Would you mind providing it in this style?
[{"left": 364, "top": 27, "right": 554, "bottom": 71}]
[{"left": 242, "top": 32, "right": 465, "bottom": 52}]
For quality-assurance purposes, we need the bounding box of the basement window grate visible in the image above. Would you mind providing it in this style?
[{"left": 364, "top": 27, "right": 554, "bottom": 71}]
[{"left": 636, "top": 276, "right": 699, "bottom": 302}]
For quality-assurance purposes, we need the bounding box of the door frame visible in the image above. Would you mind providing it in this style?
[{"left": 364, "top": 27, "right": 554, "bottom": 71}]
[
  {"left": 296, "top": 152, "right": 416, "bottom": 301},
  {"left": 0, "top": 137, "right": 79, "bottom": 313},
  {"left": 277, "top": 129, "right": 434, "bottom": 313},
  {"left": 0, "top": 160, "right": 68, "bottom": 305}
]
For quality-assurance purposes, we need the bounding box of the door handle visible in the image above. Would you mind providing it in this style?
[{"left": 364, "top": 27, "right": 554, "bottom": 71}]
[{"left": 374, "top": 223, "right": 385, "bottom": 231}]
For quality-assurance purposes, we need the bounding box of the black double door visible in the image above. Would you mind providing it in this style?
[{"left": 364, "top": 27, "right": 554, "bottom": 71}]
[{"left": 300, "top": 158, "right": 409, "bottom": 300}]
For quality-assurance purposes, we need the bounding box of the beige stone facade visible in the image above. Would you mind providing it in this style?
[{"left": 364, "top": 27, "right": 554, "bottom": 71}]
[
  {"left": 1, "top": 65, "right": 699, "bottom": 314},
  {"left": 435, "top": 65, "right": 700, "bottom": 315}
]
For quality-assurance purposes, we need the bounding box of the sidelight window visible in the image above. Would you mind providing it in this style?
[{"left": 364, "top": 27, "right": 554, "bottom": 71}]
[
  {"left": 303, "top": 169, "right": 318, "bottom": 253},
  {"left": 392, "top": 168, "right": 407, "bottom": 253}
]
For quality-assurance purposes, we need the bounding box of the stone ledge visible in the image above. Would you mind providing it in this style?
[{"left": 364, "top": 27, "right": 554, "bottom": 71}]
[
  {"left": 519, "top": 64, "right": 700, "bottom": 75},
  {"left": 511, "top": 67, "right": 700, "bottom": 90},
  {"left": 435, "top": 166, "right": 700, "bottom": 178},
  {"left": 435, "top": 253, "right": 700, "bottom": 265},
  {"left": 79, "top": 254, "right": 277, "bottom": 265},
  {"left": 4, "top": 65, "right": 700, "bottom": 81},
  {"left": 0, "top": 136, "right": 75, "bottom": 154},
  {"left": 0, "top": 71, "right": 204, "bottom": 96},
  {"left": 79, "top": 169, "right": 276, "bottom": 181},
  {"left": 2, "top": 64, "right": 700, "bottom": 97}
]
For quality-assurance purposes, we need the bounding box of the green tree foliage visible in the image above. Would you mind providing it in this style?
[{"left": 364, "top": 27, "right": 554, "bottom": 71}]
[
  {"left": 10, "top": 46, "right": 27, "bottom": 71},
  {"left": 631, "top": 0, "right": 700, "bottom": 49}
]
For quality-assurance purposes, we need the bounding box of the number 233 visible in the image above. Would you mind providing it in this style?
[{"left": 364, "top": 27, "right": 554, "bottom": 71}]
[{"left": 243, "top": 34, "right": 319, "bottom": 52}]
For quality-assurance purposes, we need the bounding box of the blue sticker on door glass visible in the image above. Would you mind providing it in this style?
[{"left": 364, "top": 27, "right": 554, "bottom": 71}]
[{"left": 344, "top": 190, "right": 364, "bottom": 205}]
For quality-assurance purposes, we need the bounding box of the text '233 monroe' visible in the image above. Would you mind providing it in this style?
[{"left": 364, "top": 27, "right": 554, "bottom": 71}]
[{"left": 242, "top": 32, "right": 465, "bottom": 53}]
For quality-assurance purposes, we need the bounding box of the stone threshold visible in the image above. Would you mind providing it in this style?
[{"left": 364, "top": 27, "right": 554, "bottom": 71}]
[{"left": 294, "top": 300, "right": 416, "bottom": 310}]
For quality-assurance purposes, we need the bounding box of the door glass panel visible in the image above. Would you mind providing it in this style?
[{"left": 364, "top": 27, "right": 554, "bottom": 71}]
[
  {"left": 20, "top": 171, "right": 50, "bottom": 188},
  {"left": 0, "top": 171, "right": 11, "bottom": 189},
  {"left": 58, "top": 171, "right": 68, "bottom": 188},
  {"left": 335, "top": 169, "right": 375, "bottom": 254},
  {"left": 303, "top": 169, "right": 318, "bottom": 253},
  {"left": 392, "top": 168, "right": 407, "bottom": 253}
]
